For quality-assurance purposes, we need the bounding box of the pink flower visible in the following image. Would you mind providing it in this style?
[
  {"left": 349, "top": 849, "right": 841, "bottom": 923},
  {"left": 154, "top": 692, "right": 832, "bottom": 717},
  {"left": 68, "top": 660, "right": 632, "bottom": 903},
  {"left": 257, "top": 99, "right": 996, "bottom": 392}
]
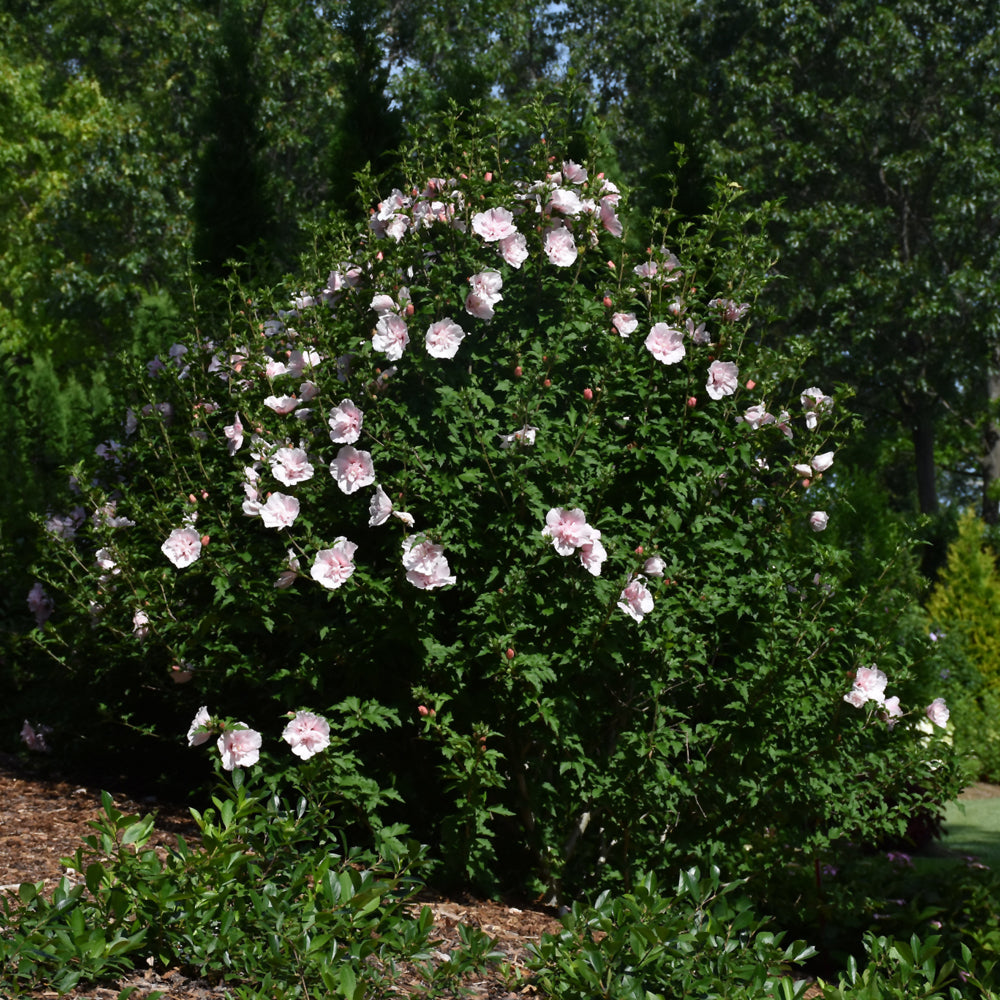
[
  {"left": 883, "top": 696, "right": 903, "bottom": 726},
  {"left": 579, "top": 536, "right": 607, "bottom": 576},
  {"left": 224, "top": 415, "right": 244, "bottom": 455},
  {"left": 282, "top": 711, "right": 331, "bottom": 759},
  {"left": 543, "top": 225, "right": 578, "bottom": 267},
  {"left": 330, "top": 446, "right": 376, "bottom": 495},
  {"left": 612, "top": 312, "right": 638, "bottom": 338},
  {"left": 548, "top": 188, "right": 584, "bottom": 217},
  {"left": 311, "top": 538, "right": 358, "bottom": 589},
  {"left": 328, "top": 399, "right": 363, "bottom": 444},
  {"left": 709, "top": 297, "right": 750, "bottom": 322},
  {"left": 811, "top": 451, "right": 835, "bottom": 473},
  {"left": 562, "top": 160, "right": 588, "bottom": 183},
  {"left": 844, "top": 666, "right": 888, "bottom": 708},
  {"left": 499, "top": 232, "right": 528, "bottom": 268},
  {"left": 217, "top": 726, "right": 262, "bottom": 770},
  {"left": 369, "top": 484, "right": 393, "bottom": 526},
  {"left": 542, "top": 507, "right": 597, "bottom": 556},
  {"left": 132, "top": 609, "right": 150, "bottom": 638},
  {"left": 264, "top": 395, "right": 301, "bottom": 414},
  {"left": 425, "top": 318, "right": 466, "bottom": 359},
  {"left": 706, "top": 360, "right": 739, "bottom": 400},
  {"left": 27, "top": 582, "right": 54, "bottom": 625},
  {"left": 809, "top": 511, "right": 829, "bottom": 532},
  {"left": 372, "top": 313, "right": 409, "bottom": 361},
  {"left": 686, "top": 319, "right": 710, "bottom": 344},
  {"left": 618, "top": 577, "right": 654, "bottom": 622},
  {"left": 802, "top": 386, "right": 833, "bottom": 430},
  {"left": 275, "top": 548, "right": 300, "bottom": 589},
  {"left": 643, "top": 556, "right": 666, "bottom": 576},
  {"left": 926, "top": 697, "right": 950, "bottom": 728},
  {"left": 270, "top": 447, "right": 314, "bottom": 486},
  {"left": 402, "top": 536, "right": 456, "bottom": 589},
  {"left": 20, "top": 720, "right": 50, "bottom": 753},
  {"left": 187, "top": 706, "right": 213, "bottom": 747},
  {"left": 465, "top": 270, "right": 503, "bottom": 320},
  {"left": 161, "top": 527, "right": 203, "bottom": 568},
  {"left": 259, "top": 492, "right": 300, "bottom": 529},
  {"left": 741, "top": 404, "right": 774, "bottom": 430},
  {"left": 472, "top": 207, "right": 517, "bottom": 242},
  {"left": 599, "top": 198, "right": 622, "bottom": 237},
  {"left": 645, "top": 323, "right": 686, "bottom": 365}
]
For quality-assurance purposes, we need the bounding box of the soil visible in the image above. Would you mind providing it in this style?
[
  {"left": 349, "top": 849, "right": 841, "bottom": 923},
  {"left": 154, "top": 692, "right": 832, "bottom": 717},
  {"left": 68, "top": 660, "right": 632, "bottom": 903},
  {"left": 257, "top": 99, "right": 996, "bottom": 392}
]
[
  {"left": 0, "top": 753, "right": 562, "bottom": 999},
  {"left": 4, "top": 754, "right": 997, "bottom": 1000}
]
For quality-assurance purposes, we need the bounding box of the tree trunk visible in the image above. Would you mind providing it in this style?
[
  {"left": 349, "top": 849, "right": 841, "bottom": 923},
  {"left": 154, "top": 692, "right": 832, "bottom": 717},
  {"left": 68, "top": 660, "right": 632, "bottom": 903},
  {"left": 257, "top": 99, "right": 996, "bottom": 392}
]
[
  {"left": 912, "top": 410, "right": 938, "bottom": 516},
  {"left": 982, "top": 367, "right": 1000, "bottom": 525}
]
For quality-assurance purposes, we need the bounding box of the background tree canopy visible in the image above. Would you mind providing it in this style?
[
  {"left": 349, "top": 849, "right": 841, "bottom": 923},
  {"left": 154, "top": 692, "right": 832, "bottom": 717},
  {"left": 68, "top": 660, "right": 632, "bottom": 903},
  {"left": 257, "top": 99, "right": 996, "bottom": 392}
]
[{"left": 3, "top": 0, "right": 999, "bottom": 643}]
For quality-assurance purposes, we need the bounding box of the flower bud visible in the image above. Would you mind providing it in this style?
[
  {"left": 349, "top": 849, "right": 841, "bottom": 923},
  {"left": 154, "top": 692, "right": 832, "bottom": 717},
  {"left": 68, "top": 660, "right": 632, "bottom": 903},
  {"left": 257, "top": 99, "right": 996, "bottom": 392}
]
[
  {"left": 418, "top": 705, "right": 429, "bottom": 716},
  {"left": 506, "top": 647, "right": 515, "bottom": 660},
  {"left": 686, "top": 396, "right": 697, "bottom": 407},
  {"left": 514, "top": 365, "right": 523, "bottom": 377},
  {"left": 745, "top": 379, "right": 756, "bottom": 390},
  {"left": 602, "top": 296, "right": 613, "bottom": 308},
  {"left": 544, "top": 378, "right": 551, "bottom": 388},
  {"left": 583, "top": 388, "right": 594, "bottom": 401},
  {"left": 201, "top": 535, "right": 210, "bottom": 547}
]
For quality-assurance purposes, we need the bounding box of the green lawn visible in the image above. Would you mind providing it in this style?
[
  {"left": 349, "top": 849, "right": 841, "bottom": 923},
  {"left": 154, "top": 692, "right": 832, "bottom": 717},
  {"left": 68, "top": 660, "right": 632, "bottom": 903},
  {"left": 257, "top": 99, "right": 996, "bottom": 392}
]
[{"left": 941, "top": 795, "right": 1000, "bottom": 869}]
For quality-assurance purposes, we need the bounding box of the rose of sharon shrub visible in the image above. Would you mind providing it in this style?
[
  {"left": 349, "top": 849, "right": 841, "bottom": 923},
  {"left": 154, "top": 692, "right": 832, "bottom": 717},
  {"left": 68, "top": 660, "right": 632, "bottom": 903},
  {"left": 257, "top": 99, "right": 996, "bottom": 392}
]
[{"left": 26, "top": 111, "right": 958, "bottom": 899}]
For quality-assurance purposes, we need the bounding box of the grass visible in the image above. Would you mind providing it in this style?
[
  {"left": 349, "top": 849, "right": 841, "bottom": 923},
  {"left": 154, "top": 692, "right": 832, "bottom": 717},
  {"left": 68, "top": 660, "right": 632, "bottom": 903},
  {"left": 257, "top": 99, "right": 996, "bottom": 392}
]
[{"left": 941, "top": 795, "right": 1000, "bottom": 869}]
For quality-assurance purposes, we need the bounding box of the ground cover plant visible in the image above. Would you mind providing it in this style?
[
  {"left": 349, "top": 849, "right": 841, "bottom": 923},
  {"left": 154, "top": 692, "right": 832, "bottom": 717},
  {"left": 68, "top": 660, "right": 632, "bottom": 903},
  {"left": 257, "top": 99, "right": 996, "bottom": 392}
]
[{"left": 13, "top": 101, "right": 964, "bottom": 975}]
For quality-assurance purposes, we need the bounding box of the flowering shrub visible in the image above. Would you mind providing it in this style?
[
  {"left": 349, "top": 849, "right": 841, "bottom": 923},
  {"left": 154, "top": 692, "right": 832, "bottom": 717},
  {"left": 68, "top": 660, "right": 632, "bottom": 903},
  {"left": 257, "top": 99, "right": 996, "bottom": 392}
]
[{"left": 23, "top": 108, "right": 958, "bottom": 897}]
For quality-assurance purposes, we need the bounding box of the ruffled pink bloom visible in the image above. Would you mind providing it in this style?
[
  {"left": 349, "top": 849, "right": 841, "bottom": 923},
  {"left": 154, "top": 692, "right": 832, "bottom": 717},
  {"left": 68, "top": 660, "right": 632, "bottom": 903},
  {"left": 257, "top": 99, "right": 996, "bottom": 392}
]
[
  {"left": 844, "top": 666, "right": 888, "bottom": 708},
  {"left": 579, "top": 536, "right": 607, "bottom": 576},
  {"left": 264, "top": 395, "right": 301, "bottom": 414},
  {"left": 259, "top": 492, "right": 300, "bottom": 529},
  {"left": 618, "top": 577, "right": 654, "bottom": 622},
  {"left": 706, "top": 360, "right": 739, "bottom": 400},
  {"left": 370, "top": 293, "right": 398, "bottom": 315},
  {"left": 161, "top": 527, "right": 203, "bottom": 568},
  {"left": 369, "top": 484, "right": 393, "bottom": 526},
  {"left": 645, "top": 323, "right": 686, "bottom": 365},
  {"left": 811, "top": 451, "right": 835, "bottom": 473},
  {"left": 217, "top": 726, "right": 262, "bottom": 770},
  {"left": 402, "top": 536, "right": 456, "bottom": 589},
  {"left": 543, "top": 225, "right": 578, "bottom": 267},
  {"left": 27, "top": 582, "right": 54, "bottom": 625},
  {"left": 270, "top": 447, "right": 314, "bottom": 486},
  {"left": 328, "top": 399, "right": 363, "bottom": 444},
  {"left": 612, "top": 312, "right": 638, "bottom": 338},
  {"left": 465, "top": 270, "right": 503, "bottom": 320},
  {"left": 809, "top": 511, "right": 829, "bottom": 532},
  {"left": 687, "top": 319, "right": 710, "bottom": 344},
  {"left": 499, "top": 232, "right": 528, "bottom": 268},
  {"left": 425, "top": 318, "right": 466, "bottom": 359},
  {"left": 187, "top": 706, "right": 213, "bottom": 747},
  {"left": 282, "top": 711, "right": 331, "bottom": 759},
  {"left": 373, "top": 313, "right": 409, "bottom": 361},
  {"left": 883, "top": 696, "right": 903, "bottom": 726},
  {"left": 224, "top": 415, "right": 244, "bottom": 455},
  {"left": 549, "top": 188, "right": 584, "bottom": 217},
  {"left": 472, "top": 206, "right": 517, "bottom": 241},
  {"left": 926, "top": 697, "right": 950, "bottom": 728},
  {"left": 562, "top": 160, "right": 588, "bottom": 183},
  {"left": 643, "top": 556, "right": 666, "bottom": 576},
  {"left": 709, "top": 298, "right": 750, "bottom": 322},
  {"left": 542, "top": 507, "right": 596, "bottom": 556},
  {"left": 311, "top": 537, "right": 358, "bottom": 589},
  {"left": 742, "top": 404, "right": 774, "bottom": 429},
  {"left": 600, "top": 199, "right": 622, "bottom": 237},
  {"left": 330, "top": 446, "right": 375, "bottom": 495}
]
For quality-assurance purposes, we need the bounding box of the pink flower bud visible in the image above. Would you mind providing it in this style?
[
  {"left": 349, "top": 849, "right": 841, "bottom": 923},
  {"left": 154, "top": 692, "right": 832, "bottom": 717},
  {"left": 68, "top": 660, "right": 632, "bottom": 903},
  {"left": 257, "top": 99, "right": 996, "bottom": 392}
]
[
  {"left": 201, "top": 535, "right": 210, "bottom": 547},
  {"left": 543, "top": 378, "right": 551, "bottom": 388},
  {"left": 418, "top": 705, "right": 429, "bottom": 716},
  {"left": 405, "top": 302, "right": 414, "bottom": 316},
  {"left": 583, "top": 387, "right": 594, "bottom": 401},
  {"left": 484, "top": 171, "right": 493, "bottom": 182},
  {"left": 745, "top": 379, "right": 756, "bottom": 390},
  {"left": 635, "top": 545, "right": 644, "bottom": 555},
  {"left": 686, "top": 396, "right": 697, "bottom": 407},
  {"left": 514, "top": 365, "right": 523, "bottom": 377},
  {"left": 602, "top": 296, "right": 613, "bottom": 308},
  {"left": 506, "top": 647, "right": 515, "bottom": 660}
]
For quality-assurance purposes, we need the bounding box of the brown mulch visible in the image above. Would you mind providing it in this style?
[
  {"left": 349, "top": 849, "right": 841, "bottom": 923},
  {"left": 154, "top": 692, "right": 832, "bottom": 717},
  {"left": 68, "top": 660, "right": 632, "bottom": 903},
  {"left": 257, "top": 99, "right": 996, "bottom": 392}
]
[{"left": 0, "top": 754, "right": 563, "bottom": 999}]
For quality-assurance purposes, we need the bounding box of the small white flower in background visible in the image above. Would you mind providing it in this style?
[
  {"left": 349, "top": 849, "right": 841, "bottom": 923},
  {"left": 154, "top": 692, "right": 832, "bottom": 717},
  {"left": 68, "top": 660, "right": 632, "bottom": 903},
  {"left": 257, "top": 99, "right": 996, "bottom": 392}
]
[
  {"left": 499, "top": 425, "right": 538, "bottom": 449},
  {"left": 282, "top": 711, "right": 331, "bottom": 760},
  {"left": 132, "top": 609, "right": 150, "bottom": 638},
  {"left": 809, "top": 511, "right": 829, "bottom": 532},
  {"left": 217, "top": 726, "right": 262, "bottom": 770}
]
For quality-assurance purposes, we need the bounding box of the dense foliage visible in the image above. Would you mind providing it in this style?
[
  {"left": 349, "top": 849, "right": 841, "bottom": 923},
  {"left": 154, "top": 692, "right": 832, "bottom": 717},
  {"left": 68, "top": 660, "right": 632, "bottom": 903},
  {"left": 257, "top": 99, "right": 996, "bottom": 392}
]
[{"left": 22, "top": 113, "right": 959, "bottom": 907}]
